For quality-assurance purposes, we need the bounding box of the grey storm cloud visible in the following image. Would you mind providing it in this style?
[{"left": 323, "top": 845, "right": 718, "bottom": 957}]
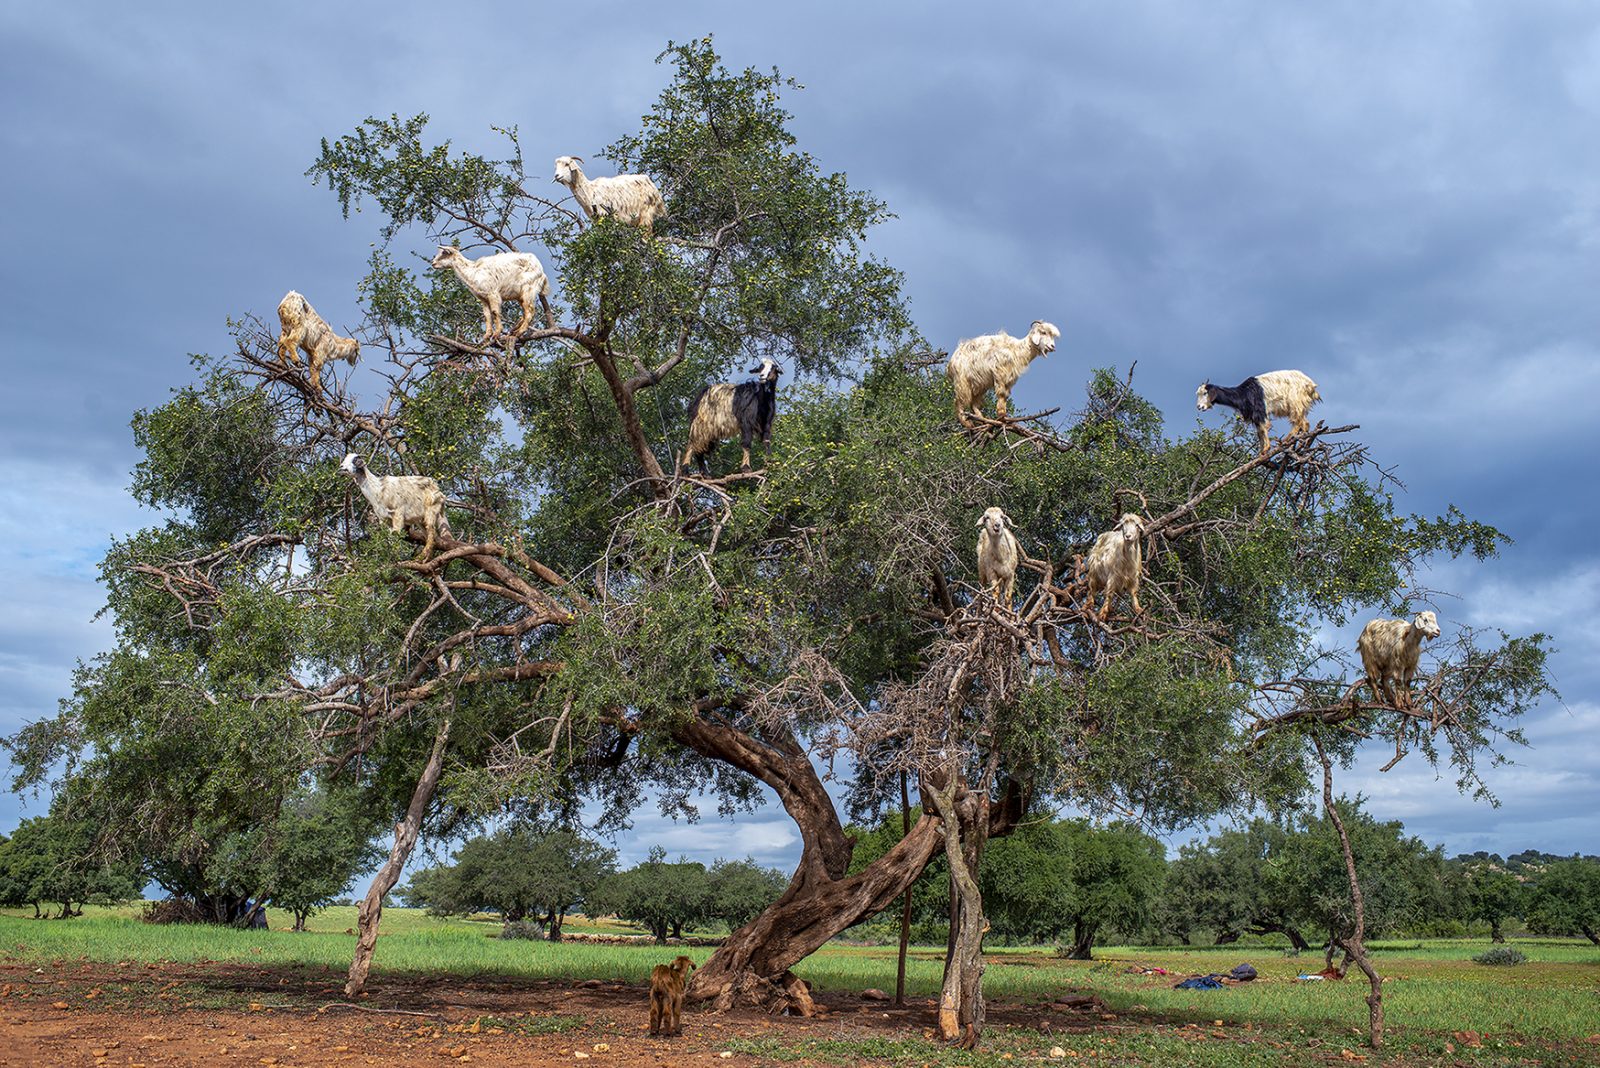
[{"left": 1, "top": 0, "right": 1596, "bottom": 867}]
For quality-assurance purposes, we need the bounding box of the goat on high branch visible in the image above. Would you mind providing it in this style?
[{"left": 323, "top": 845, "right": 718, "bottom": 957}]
[
  {"left": 1356, "top": 610, "right": 1441, "bottom": 711},
  {"left": 679, "top": 358, "right": 783, "bottom": 476},
  {"left": 946, "top": 320, "right": 1060, "bottom": 427},
  {"left": 276, "top": 291, "right": 360, "bottom": 394},
  {"left": 553, "top": 155, "right": 667, "bottom": 234},
  {"left": 1196, "top": 369, "right": 1320, "bottom": 456},
  {"left": 431, "top": 246, "right": 554, "bottom": 354},
  {"left": 340, "top": 452, "right": 450, "bottom": 562}
]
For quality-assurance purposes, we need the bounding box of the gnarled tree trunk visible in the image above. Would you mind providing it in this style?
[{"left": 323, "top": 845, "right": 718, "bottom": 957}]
[
  {"left": 931, "top": 780, "right": 988, "bottom": 1047},
  {"left": 676, "top": 709, "right": 1023, "bottom": 1011}
]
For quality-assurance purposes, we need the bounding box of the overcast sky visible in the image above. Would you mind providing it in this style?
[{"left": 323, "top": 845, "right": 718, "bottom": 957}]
[{"left": 2, "top": 1, "right": 1597, "bottom": 874}]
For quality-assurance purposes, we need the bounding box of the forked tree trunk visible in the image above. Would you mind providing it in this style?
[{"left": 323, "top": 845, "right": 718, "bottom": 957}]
[
  {"left": 680, "top": 712, "right": 944, "bottom": 1009},
  {"left": 676, "top": 710, "right": 1023, "bottom": 1011},
  {"left": 1315, "top": 738, "right": 1383, "bottom": 1048},
  {"left": 345, "top": 719, "right": 451, "bottom": 998}
]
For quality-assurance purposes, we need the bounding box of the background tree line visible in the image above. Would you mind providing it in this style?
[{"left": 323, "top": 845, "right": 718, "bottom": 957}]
[{"left": 4, "top": 792, "right": 1596, "bottom": 958}]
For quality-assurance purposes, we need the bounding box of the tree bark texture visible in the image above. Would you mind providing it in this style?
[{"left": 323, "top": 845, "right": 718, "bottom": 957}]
[{"left": 344, "top": 719, "right": 451, "bottom": 998}]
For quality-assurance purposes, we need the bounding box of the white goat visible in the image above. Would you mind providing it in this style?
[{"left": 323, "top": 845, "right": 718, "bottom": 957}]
[
  {"left": 976, "top": 506, "right": 1021, "bottom": 607},
  {"left": 1356, "top": 610, "right": 1441, "bottom": 709},
  {"left": 430, "top": 246, "right": 554, "bottom": 351},
  {"left": 1195, "top": 369, "right": 1321, "bottom": 455},
  {"left": 1084, "top": 513, "right": 1146, "bottom": 621},
  {"left": 340, "top": 452, "right": 450, "bottom": 561},
  {"left": 946, "top": 321, "right": 1061, "bottom": 426},
  {"left": 553, "top": 155, "right": 666, "bottom": 234},
  {"left": 276, "top": 291, "right": 360, "bottom": 393}
]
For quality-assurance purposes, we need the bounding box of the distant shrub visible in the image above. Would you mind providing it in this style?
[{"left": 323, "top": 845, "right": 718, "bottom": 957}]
[
  {"left": 142, "top": 899, "right": 208, "bottom": 925},
  {"left": 1472, "top": 946, "right": 1527, "bottom": 966},
  {"left": 498, "top": 920, "right": 543, "bottom": 940}
]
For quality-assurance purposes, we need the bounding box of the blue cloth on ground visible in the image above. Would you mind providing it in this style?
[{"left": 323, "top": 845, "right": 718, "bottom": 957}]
[{"left": 1174, "top": 974, "right": 1226, "bottom": 990}]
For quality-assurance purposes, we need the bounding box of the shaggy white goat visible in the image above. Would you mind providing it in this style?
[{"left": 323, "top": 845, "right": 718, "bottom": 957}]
[
  {"left": 1084, "top": 512, "right": 1146, "bottom": 621},
  {"left": 340, "top": 452, "right": 450, "bottom": 561},
  {"left": 1356, "top": 610, "right": 1441, "bottom": 709},
  {"left": 430, "top": 246, "right": 554, "bottom": 351},
  {"left": 553, "top": 155, "right": 666, "bottom": 234},
  {"left": 1195, "top": 369, "right": 1321, "bottom": 455},
  {"left": 946, "top": 321, "right": 1061, "bottom": 426},
  {"left": 276, "top": 291, "right": 360, "bottom": 393},
  {"left": 976, "top": 506, "right": 1021, "bottom": 606}
]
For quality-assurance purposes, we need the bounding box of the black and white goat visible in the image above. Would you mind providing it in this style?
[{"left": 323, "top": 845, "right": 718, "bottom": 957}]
[
  {"left": 678, "top": 358, "right": 783, "bottom": 475},
  {"left": 1195, "top": 370, "right": 1320, "bottom": 455}
]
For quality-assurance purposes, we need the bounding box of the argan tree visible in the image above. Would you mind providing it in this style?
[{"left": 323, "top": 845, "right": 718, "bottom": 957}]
[{"left": 7, "top": 36, "right": 1554, "bottom": 1047}]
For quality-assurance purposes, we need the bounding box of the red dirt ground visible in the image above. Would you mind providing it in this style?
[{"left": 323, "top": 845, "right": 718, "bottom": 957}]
[{"left": 0, "top": 959, "right": 1106, "bottom": 1067}]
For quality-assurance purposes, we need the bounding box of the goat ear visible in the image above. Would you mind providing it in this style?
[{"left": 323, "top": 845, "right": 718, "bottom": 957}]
[
  {"left": 1001, "top": 510, "right": 1014, "bottom": 527},
  {"left": 976, "top": 517, "right": 987, "bottom": 530}
]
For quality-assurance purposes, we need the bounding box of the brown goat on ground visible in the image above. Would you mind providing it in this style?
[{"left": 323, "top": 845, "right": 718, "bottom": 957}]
[{"left": 648, "top": 955, "right": 696, "bottom": 1037}]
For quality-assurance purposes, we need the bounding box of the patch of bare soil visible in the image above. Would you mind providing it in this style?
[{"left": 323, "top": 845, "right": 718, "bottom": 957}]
[{"left": 0, "top": 960, "right": 1114, "bottom": 1067}]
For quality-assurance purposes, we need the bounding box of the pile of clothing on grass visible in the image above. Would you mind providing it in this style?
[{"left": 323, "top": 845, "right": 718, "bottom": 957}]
[{"left": 1173, "top": 963, "right": 1257, "bottom": 990}]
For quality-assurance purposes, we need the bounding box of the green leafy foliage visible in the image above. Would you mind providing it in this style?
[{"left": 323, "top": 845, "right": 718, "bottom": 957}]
[
  {"left": 1525, "top": 857, "right": 1600, "bottom": 943},
  {"left": 589, "top": 847, "right": 711, "bottom": 943},
  {"left": 0, "top": 809, "right": 141, "bottom": 917},
  {"left": 404, "top": 825, "right": 616, "bottom": 939}
]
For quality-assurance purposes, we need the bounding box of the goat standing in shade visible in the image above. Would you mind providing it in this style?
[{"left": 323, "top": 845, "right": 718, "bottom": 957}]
[
  {"left": 946, "top": 320, "right": 1060, "bottom": 426},
  {"left": 1084, "top": 512, "right": 1146, "bottom": 620},
  {"left": 340, "top": 452, "right": 450, "bottom": 561},
  {"left": 1195, "top": 369, "right": 1320, "bottom": 455},
  {"left": 1356, "top": 610, "right": 1441, "bottom": 709},
  {"left": 976, "top": 506, "right": 1021, "bottom": 607},
  {"left": 276, "top": 291, "right": 359, "bottom": 394},
  {"left": 679, "top": 358, "right": 783, "bottom": 475}
]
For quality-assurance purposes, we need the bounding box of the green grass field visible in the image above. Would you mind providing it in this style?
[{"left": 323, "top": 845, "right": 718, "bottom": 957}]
[{"left": 4, "top": 906, "right": 1598, "bottom": 1065}]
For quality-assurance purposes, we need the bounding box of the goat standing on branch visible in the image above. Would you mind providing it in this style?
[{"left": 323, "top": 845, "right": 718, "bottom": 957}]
[
  {"left": 276, "top": 291, "right": 360, "bottom": 393},
  {"left": 553, "top": 155, "right": 667, "bottom": 234},
  {"left": 648, "top": 955, "right": 696, "bottom": 1037},
  {"left": 946, "top": 320, "right": 1060, "bottom": 426},
  {"left": 430, "top": 246, "right": 554, "bottom": 353},
  {"left": 679, "top": 358, "right": 783, "bottom": 475},
  {"left": 1196, "top": 369, "right": 1321, "bottom": 456},
  {"left": 1357, "top": 610, "right": 1441, "bottom": 709},
  {"left": 1084, "top": 512, "right": 1146, "bottom": 620},
  {"left": 340, "top": 452, "right": 450, "bottom": 561},
  {"left": 976, "top": 506, "right": 1020, "bottom": 607}
]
